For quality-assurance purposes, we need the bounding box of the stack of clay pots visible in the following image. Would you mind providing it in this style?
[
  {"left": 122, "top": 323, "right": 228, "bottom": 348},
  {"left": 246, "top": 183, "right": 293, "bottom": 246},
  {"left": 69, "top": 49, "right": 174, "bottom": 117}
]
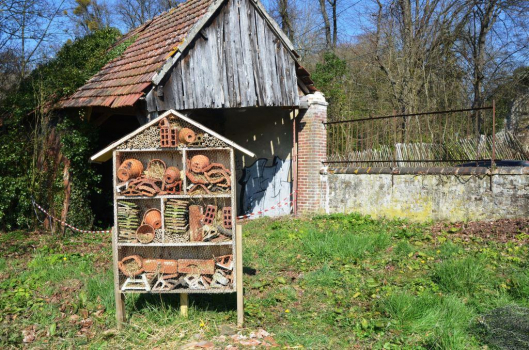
[{"left": 135, "top": 209, "right": 162, "bottom": 244}]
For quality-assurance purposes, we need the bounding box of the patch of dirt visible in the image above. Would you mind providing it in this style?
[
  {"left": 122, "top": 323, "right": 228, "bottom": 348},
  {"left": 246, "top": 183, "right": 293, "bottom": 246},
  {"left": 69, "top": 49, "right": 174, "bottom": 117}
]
[
  {"left": 431, "top": 218, "right": 529, "bottom": 243},
  {"left": 0, "top": 230, "right": 46, "bottom": 259}
]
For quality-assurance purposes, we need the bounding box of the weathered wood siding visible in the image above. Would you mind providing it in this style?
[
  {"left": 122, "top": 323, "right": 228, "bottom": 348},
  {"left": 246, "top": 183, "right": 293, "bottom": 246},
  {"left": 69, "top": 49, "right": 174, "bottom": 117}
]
[{"left": 150, "top": 0, "right": 299, "bottom": 111}]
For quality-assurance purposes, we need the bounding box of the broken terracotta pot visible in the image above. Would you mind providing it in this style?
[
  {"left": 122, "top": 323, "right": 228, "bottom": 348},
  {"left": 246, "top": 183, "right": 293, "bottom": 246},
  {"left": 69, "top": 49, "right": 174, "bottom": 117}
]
[
  {"left": 189, "top": 155, "right": 210, "bottom": 173},
  {"left": 118, "top": 255, "right": 179, "bottom": 276},
  {"left": 179, "top": 128, "right": 196, "bottom": 144},
  {"left": 143, "top": 209, "right": 162, "bottom": 229},
  {"left": 178, "top": 259, "right": 215, "bottom": 275},
  {"left": 118, "top": 255, "right": 144, "bottom": 276},
  {"left": 142, "top": 259, "right": 178, "bottom": 274},
  {"left": 136, "top": 224, "right": 155, "bottom": 244},
  {"left": 164, "top": 166, "right": 181, "bottom": 184},
  {"left": 117, "top": 159, "right": 143, "bottom": 182}
]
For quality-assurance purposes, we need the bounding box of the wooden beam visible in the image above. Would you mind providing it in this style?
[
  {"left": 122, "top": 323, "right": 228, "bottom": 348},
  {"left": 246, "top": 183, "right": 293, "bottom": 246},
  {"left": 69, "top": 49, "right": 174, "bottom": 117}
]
[
  {"left": 236, "top": 223, "right": 244, "bottom": 327},
  {"left": 297, "top": 77, "right": 310, "bottom": 95},
  {"left": 93, "top": 113, "right": 112, "bottom": 127},
  {"left": 180, "top": 293, "right": 189, "bottom": 317},
  {"left": 112, "top": 225, "right": 126, "bottom": 326}
]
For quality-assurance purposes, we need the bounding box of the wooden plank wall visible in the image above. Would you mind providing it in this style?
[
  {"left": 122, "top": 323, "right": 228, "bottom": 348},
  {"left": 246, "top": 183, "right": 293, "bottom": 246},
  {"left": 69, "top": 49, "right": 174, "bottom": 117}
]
[{"left": 151, "top": 0, "right": 299, "bottom": 111}]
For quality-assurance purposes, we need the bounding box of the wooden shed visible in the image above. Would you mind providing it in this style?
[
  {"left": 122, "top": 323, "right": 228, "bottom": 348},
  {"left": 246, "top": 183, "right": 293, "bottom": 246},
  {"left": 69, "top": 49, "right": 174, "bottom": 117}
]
[{"left": 61, "top": 0, "right": 328, "bottom": 221}]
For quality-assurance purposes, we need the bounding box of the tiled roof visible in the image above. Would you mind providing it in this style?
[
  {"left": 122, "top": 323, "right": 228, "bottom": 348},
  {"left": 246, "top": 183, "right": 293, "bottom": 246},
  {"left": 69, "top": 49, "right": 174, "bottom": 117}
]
[
  {"left": 60, "top": 0, "right": 316, "bottom": 109},
  {"left": 60, "top": 0, "right": 214, "bottom": 108}
]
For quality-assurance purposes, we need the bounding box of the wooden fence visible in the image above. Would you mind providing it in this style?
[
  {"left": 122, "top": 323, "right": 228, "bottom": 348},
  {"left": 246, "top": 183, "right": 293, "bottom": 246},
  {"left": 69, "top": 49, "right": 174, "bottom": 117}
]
[{"left": 324, "top": 104, "right": 528, "bottom": 167}]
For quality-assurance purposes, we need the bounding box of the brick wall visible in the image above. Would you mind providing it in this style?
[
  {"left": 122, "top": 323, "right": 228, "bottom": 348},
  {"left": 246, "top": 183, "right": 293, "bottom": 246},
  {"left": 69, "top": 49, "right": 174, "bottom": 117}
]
[{"left": 296, "top": 92, "right": 328, "bottom": 214}]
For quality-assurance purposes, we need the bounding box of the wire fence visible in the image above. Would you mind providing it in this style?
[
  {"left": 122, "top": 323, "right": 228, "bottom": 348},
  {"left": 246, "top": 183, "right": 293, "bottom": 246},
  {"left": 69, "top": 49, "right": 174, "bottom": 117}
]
[{"left": 324, "top": 103, "right": 528, "bottom": 167}]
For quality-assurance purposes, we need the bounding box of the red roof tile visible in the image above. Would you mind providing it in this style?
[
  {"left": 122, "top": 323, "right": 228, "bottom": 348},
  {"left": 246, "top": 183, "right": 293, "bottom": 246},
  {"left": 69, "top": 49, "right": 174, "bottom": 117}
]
[{"left": 60, "top": 0, "right": 214, "bottom": 109}]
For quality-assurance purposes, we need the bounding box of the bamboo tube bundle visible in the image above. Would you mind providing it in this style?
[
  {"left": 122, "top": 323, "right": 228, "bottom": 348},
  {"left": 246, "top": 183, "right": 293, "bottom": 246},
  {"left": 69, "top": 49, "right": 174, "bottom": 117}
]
[
  {"left": 165, "top": 199, "right": 189, "bottom": 243},
  {"left": 117, "top": 126, "right": 160, "bottom": 150},
  {"left": 202, "top": 133, "right": 227, "bottom": 148},
  {"left": 118, "top": 201, "right": 140, "bottom": 242},
  {"left": 153, "top": 229, "right": 163, "bottom": 243}
]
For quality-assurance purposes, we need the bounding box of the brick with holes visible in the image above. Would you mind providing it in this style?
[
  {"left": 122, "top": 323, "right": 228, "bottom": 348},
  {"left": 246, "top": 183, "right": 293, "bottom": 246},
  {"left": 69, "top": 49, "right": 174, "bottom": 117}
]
[
  {"left": 203, "top": 205, "right": 217, "bottom": 225},
  {"left": 222, "top": 207, "right": 232, "bottom": 229}
]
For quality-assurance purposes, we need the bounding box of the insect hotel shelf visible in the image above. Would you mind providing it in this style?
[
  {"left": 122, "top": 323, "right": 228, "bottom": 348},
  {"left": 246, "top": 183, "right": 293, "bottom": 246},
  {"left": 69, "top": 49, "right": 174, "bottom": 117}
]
[{"left": 112, "top": 114, "right": 238, "bottom": 295}]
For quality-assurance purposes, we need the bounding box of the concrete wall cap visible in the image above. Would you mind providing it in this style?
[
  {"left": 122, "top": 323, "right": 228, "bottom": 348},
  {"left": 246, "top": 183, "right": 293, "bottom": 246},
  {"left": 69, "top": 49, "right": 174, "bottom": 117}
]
[{"left": 307, "top": 91, "right": 328, "bottom": 106}]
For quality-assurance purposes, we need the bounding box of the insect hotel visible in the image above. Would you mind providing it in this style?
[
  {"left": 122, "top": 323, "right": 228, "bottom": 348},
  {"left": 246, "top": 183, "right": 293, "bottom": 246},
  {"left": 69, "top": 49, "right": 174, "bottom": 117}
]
[{"left": 90, "top": 110, "right": 254, "bottom": 326}]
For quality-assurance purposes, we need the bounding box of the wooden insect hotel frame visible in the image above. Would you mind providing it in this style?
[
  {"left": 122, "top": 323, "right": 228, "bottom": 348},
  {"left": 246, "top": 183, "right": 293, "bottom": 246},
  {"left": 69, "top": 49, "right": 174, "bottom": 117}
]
[{"left": 91, "top": 110, "right": 254, "bottom": 327}]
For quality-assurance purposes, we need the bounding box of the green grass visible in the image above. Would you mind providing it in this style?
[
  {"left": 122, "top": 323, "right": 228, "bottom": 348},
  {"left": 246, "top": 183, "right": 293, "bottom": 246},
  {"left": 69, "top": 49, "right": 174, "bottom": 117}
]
[
  {"left": 0, "top": 213, "right": 528, "bottom": 349},
  {"left": 432, "top": 256, "right": 496, "bottom": 295}
]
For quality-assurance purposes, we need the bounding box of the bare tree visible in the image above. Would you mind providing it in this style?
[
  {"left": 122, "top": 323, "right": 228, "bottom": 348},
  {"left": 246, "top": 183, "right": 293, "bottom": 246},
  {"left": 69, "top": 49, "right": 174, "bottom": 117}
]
[
  {"left": 116, "top": 0, "right": 185, "bottom": 30},
  {"left": 72, "top": 0, "right": 112, "bottom": 34},
  {"left": 318, "top": 0, "right": 332, "bottom": 49},
  {"left": 317, "top": 0, "right": 339, "bottom": 50},
  {"left": 117, "top": 0, "right": 162, "bottom": 30},
  {"left": 276, "top": 0, "right": 295, "bottom": 41},
  {"left": 0, "top": 0, "right": 67, "bottom": 80},
  {"left": 372, "top": 0, "right": 470, "bottom": 114},
  {"left": 458, "top": 0, "right": 529, "bottom": 111},
  {"left": 158, "top": 0, "right": 183, "bottom": 11}
]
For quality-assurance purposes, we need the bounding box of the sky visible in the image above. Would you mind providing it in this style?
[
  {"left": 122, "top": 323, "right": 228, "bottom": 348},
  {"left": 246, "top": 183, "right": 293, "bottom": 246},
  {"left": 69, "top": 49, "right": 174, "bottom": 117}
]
[{"left": 43, "top": 0, "right": 372, "bottom": 52}]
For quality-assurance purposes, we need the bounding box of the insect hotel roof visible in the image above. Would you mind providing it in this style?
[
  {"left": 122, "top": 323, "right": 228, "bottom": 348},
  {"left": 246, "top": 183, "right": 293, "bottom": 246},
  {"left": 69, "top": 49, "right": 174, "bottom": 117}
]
[{"left": 90, "top": 109, "right": 255, "bottom": 162}]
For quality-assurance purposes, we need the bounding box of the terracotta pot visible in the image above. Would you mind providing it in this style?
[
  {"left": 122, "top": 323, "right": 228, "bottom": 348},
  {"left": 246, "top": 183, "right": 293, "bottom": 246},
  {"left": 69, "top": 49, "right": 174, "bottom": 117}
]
[
  {"left": 189, "top": 155, "right": 210, "bottom": 173},
  {"left": 143, "top": 209, "right": 162, "bottom": 229},
  {"left": 118, "top": 255, "right": 144, "bottom": 276},
  {"left": 136, "top": 224, "right": 155, "bottom": 244},
  {"left": 179, "top": 128, "right": 196, "bottom": 144},
  {"left": 164, "top": 166, "right": 181, "bottom": 184},
  {"left": 117, "top": 159, "right": 143, "bottom": 182},
  {"left": 143, "top": 259, "right": 178, "bottom": 274}
]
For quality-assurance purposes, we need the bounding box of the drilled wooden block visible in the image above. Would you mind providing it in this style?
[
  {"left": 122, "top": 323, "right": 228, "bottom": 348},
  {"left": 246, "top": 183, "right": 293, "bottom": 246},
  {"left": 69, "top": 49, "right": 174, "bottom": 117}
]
[
  {"left": 177, "top": 259, "right": 215, "bottom": 275},
  {"left": 204, "top": 205, "right": 217, "bottom": 225}
]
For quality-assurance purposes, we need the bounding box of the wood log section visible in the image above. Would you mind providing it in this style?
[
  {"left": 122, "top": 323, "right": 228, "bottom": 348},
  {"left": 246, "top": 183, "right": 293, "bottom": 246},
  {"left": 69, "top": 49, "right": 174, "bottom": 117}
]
[{"left": 189, "top": 205, "right": 204, "bottom": 242}]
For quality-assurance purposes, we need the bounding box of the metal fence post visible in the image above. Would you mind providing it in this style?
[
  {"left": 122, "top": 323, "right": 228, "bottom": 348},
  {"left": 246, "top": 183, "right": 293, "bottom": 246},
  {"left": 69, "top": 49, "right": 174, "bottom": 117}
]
[
  {"left": 392, "top": 110, "right": 397, "bottom": 167},
  {"left": 492, "top": 100, "right": 496, "bottom": 169}
]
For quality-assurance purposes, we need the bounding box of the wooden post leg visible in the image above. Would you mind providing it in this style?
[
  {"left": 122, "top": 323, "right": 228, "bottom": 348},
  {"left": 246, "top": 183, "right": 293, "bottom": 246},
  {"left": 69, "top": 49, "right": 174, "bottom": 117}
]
[
  {"left": 112, "top": 226, "right": 126, "bottom": 328},
  {"left": 236, "top": 224, "right": 244, "bottom": 327},
  {"left": 115, "top": 292, "right": 126, "bottom": 329},
  {"left": 180, "top": 293, "right": 189, "bottom": 317}
]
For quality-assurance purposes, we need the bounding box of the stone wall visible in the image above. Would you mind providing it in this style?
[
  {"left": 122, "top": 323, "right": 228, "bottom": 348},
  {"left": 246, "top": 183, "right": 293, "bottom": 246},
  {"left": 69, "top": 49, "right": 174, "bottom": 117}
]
[{"left": 323, "top": 168, "right": 529, "bottom": 222}]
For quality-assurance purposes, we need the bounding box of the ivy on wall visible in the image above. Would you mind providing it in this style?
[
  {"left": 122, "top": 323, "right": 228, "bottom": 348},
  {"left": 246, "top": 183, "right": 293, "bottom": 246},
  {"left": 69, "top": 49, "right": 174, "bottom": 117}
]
[{"left": 0, "top": 28, "right": 127, "bottom": 231}]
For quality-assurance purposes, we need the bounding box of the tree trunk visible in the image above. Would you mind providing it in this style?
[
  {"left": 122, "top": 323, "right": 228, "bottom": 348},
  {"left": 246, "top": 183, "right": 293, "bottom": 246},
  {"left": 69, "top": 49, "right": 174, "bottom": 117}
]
[
  {"left": 60, "top": 160, "right": 71, "bottom": 235},
  {"left": 277, "top": 0, "right": 294, "bottom": 42},
  {"left": 330, "top": 0, "right": 337, "bottom": 48},
  {"left": 319, "top": 0, "right": 332, "bottom": 50}
]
